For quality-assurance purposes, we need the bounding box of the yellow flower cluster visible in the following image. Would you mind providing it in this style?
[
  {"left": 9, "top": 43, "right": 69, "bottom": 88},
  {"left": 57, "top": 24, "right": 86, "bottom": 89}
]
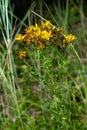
[
  {"left": 16, "top": 21, "right": 77, "bottom": 49},
  {"left": 19, "top": 50, "right": 27, "bottom": 59}
]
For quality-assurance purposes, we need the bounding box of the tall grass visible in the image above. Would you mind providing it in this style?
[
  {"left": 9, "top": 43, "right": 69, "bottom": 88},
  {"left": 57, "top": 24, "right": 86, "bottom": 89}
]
[{"left": 0, "top": 0, "right": 26, "bottom": 128}]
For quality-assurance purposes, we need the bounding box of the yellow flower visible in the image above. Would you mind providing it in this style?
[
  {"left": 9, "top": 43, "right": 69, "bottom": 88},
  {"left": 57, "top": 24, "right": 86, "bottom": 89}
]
[
  {"left": 42, "top": 21, "right": 50, "bottom": 27},
  {"left": 16, "top": 34, "right": 26, "bottom": 41},
  {"left": 42, "top": 21, "right": 56, "bottom": 31},
  {"left": 41, "top": 30, "right": 52, "bottom": 40},
  {"left": 65, "top": 34, "right": 77, "bottom": 44},
  {"left": 27, "top": 24, "right": 41, "bottom": 38},
  {"left": 30, "top": 24, "right": 40, "bottom": 33},
  {"left": 16, "top": 20, "right": 77, "bottom": 49},
  {"left": 19, "top": 51, "right": 27, "bottom": 59},
  {"left": 62, "top": 34, "right": 77, "bottom": 48}
]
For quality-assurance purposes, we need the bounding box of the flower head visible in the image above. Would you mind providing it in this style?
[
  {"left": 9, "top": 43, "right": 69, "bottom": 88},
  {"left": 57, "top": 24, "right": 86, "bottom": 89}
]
[
  {"left": 16, "top": 34, "right": 27, "bottom": 42},
  {"left": 19, "top": 50, "right": 27, "bottom": 59},
  {"left": 41, "top": 21, "right": 55, "bottom": 30},
  {"left": 16, "top": 21, "right": 77, "bottom": 49},
  {"left": 65, "top": 34, "right": 77, "bottom": 44},
  {"left": 42, "top": 21, "right": 51, "bottom": 29},
  {"left": 41, "top": 30, "right": 52, "bottom": 40}
]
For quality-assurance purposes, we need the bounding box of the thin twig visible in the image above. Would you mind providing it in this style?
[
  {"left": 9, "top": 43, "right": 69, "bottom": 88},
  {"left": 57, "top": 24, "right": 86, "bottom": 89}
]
[{"left": 71, "top": 44, "right": 81, "bottom": 63}]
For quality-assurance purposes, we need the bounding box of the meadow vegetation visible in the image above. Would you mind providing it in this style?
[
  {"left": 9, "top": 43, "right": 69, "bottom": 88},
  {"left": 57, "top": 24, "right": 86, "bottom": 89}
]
[{"left": 0, "top": 0, "right": 87, "bottom": 129}]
